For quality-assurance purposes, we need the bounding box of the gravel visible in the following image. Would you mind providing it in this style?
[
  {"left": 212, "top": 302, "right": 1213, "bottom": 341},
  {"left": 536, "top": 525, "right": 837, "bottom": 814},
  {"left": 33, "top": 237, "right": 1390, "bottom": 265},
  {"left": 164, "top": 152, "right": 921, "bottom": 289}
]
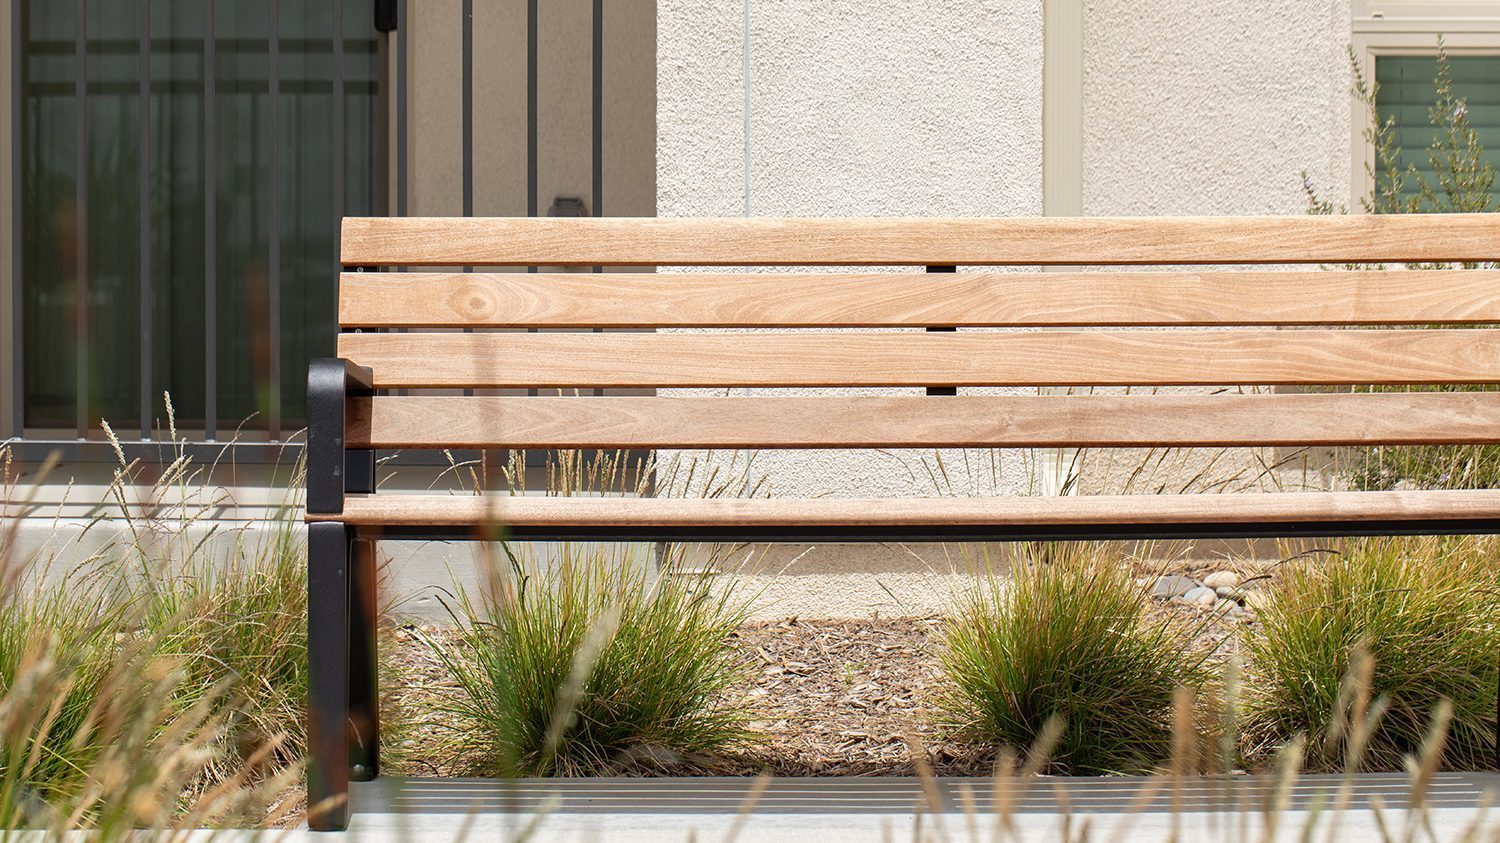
[{"left": 381, "top": 595, "right": 1252, "bottom": 780}]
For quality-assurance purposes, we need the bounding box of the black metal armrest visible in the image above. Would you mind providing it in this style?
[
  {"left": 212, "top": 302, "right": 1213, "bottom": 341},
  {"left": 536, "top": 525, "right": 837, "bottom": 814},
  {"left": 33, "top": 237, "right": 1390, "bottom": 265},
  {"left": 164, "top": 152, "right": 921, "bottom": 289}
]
[{"left": 306, "top": 358, "right": 375, "bottom": 515}]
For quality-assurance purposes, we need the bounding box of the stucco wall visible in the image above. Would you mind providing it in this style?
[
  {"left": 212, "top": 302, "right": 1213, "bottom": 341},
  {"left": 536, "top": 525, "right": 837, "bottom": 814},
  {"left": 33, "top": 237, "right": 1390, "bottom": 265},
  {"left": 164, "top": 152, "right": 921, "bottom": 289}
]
[
  {"left": 1076, "top": 0, "right": 1356, "bottom": 500},
  {"left": 657, "top": 0, "right": 1046, "bottom": 502},
  {"left": 1082, "top": 0, "right": 1353, "bottom": 215},
  {"left": 654, "top": 0, "right": 1048, "bottom": 613}
]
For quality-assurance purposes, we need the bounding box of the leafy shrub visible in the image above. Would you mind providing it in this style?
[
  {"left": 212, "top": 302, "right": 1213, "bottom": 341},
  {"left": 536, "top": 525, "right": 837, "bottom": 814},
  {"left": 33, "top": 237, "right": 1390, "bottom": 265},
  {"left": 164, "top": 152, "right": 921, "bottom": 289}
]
[
  {"left": 1242, "top": 537, "right": 1500, "bottom": 771},
  {"left": 934, "top": 544, "right": 1212, "bottom": 775}
]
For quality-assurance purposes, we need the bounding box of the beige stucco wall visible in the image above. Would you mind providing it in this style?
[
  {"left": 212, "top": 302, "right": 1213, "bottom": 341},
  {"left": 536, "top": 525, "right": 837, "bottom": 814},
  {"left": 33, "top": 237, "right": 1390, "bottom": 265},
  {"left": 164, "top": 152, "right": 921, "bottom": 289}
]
[
  {"left": 1081, "top": 0, "right": 1353, "bottom": 215},
  {"left": 1075, "top": 0, "right": 1355, "bottom": 497},
  {"left": 656, "top": 0, "right": 1047, "bottom": 503},
  {"left": 655, "top": 0, "right": 1046, "bottom": 614}
]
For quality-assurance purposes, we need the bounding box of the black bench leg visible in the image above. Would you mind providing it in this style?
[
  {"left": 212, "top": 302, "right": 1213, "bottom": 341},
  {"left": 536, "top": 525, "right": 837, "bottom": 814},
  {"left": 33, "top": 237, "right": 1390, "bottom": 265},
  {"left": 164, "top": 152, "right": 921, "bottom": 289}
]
[
  {"left": 308, "top": 521, "right": 351, "bottom": 832},
  {"left": 348, "top": 536, "right": 379, "bottom": 781}
]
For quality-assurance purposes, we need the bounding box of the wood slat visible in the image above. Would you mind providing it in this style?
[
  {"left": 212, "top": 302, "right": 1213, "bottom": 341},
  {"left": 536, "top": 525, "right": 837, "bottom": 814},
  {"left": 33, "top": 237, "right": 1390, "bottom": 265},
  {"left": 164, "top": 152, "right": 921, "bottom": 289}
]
[
  {"left": 338, "top": 269, "right": 1500, "bottom": 328},
  {"left": 346, "top": 393, "right": 1500, "bottom": 449},
  {"left": 338, "top": 329, "right": 1500, "bottom": 389},
  {"left": 310, "top": 489, "right": 1500, "bottom": 527},
  {"left": 340, "top": 215, "right": 1500, "bottom": 266}
]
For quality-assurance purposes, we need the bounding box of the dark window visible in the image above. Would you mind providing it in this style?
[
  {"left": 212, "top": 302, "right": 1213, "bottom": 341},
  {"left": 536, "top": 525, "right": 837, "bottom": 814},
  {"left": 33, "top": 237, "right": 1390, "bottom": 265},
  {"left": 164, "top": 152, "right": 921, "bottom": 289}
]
[{"left": 18, "top": 0, "right": 379, "bottom": 438}]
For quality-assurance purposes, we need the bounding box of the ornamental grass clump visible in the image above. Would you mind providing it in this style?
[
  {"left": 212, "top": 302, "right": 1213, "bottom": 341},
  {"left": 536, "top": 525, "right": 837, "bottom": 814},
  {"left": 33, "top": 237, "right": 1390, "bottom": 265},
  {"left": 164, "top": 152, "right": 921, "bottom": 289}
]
[
  {"left": 935, "top": 544, "right": 1212, "bottom": 775},
  {"left": 422, "top": 449, "right": 759, "bottom": 776},
  {"left": 0, "top": 408, "right": 308, "bottom": 832},
  {"left": 424, "top": 541, "right": 756, "bottom": 776},
  {"left": 1242, "top": 537, "right": 1500, "bottom": 771},
  {"left": 0, "top": 614, "right": 300, "bottom": 835}
]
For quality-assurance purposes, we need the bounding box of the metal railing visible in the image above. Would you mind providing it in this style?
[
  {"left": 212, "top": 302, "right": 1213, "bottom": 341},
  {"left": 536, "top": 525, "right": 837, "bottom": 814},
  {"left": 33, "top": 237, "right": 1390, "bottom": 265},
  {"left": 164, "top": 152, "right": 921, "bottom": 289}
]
[{"left": 6, "top": 0, "right": 615, "bottom": 465}]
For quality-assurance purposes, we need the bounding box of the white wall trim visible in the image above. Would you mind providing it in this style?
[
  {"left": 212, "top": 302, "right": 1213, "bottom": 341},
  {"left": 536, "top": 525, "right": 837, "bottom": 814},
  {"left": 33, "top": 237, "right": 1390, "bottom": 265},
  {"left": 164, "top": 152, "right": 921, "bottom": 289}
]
[
  {"left": 1355, "top": 0, "right": 1500, "bottom": 33},
  {"left": 1042, "top": 0, "right": 1083, "bottom": 217}
]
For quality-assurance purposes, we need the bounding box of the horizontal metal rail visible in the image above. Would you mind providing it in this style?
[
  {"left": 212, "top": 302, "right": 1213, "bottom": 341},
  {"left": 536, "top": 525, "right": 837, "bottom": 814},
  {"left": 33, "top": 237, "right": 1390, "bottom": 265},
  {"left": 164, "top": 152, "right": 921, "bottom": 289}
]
[{"left": 355, "top": 519, "right": 1500, "bottom": 544}]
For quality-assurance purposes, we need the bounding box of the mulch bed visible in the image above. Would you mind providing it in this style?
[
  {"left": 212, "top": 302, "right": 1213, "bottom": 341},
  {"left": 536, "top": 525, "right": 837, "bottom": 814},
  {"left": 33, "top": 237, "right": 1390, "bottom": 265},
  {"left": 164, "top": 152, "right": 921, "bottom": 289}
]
[{"left": 381, "top": 597, "right": 1253, "bottom": 779}]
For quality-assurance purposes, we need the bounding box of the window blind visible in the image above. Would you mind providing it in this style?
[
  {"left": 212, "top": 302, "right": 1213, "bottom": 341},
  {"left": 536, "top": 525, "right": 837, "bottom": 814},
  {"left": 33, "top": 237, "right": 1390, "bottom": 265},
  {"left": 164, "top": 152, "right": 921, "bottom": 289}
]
[{"left": 1374, "top": 55, "right": 1500, "bottom": 208}]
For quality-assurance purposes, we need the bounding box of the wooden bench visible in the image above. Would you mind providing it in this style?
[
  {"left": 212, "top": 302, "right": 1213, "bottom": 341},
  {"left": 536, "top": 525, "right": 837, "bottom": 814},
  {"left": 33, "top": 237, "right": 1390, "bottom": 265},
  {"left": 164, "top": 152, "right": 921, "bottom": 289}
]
[{"left": 303, "top": 214, "right": 1500, "bottom": 830}]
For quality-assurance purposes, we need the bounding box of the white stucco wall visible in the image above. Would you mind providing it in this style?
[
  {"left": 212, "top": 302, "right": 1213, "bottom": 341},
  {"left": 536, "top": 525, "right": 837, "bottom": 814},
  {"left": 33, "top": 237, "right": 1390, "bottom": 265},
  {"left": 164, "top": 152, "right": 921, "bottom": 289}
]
[
  {"left": 1081, "top": 0, "right": 1353, "bottom": 215},
  {"left": 654, "top": 0, "right": 1049, "bottom": 613},
  {"left": 659, "top": 0, "right": 1044, "bottom": 220},
  {"left": 1076, "top": 0, "right": 1356, "bottom": 501},
  {"left": 657, "top": 0, "right": 1046, "bottom": 503}
]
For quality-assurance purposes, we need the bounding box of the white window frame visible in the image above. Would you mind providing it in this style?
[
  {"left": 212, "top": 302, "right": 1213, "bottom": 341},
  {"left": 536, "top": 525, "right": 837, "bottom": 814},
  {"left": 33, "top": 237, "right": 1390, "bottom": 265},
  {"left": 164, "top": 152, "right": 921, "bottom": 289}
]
[{"left": 1350, "top": 0, "right": 1500, "bottom": 207}]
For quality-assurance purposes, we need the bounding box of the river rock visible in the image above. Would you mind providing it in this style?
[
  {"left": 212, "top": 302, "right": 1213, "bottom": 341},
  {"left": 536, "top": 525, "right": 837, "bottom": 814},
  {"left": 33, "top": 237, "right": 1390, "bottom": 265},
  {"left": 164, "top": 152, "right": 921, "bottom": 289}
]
[
  {"left": 1182, "top": 586, "right": 1217, "bottom": 606},
  {"left": 1152, "top": 575, "right": 1198, "bottom": 599},
  {"left": 1203, "top": 571, "right": 1240, "bottom": 591}
]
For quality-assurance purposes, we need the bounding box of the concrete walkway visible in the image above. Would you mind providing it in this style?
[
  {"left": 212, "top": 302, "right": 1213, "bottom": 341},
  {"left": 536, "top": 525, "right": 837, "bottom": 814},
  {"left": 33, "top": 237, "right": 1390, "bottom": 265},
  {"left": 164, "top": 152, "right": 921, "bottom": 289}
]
[{"left": 262, "top": 772, "right": 1500, "bottom": 842}]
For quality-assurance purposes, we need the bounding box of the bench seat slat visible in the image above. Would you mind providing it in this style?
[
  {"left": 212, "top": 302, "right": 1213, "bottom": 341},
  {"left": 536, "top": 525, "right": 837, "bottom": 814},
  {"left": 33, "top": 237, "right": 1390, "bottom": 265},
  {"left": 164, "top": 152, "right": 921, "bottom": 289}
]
[
  {"left": 338, "top": 329, "right": 1500, "bottom": 389},
  {"left": 347, "top": 393, "right": 1500, "bottom": 449},
  {"left": 338, "top": 270, "right": 1500, "bottom": 328},
  {"left": 339, "top": 215, "right": 1500, "bottom": 266},
  {"left": 311, "top": 490, "right": 1500, "bottom": 527}
]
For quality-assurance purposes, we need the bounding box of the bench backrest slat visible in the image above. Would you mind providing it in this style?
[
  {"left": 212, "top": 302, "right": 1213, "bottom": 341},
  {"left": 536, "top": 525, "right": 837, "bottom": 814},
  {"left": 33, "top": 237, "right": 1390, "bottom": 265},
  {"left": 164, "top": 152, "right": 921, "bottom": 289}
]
[
  {"left": 346, "top": 393, "right": 1500, "bottom": 450},
  {"left": 337, "top": 329, "right": 1500, "bottom": 389},
  {"left": 341, "top": 215, "right": 1500, "bottom": 266},
  {"left": 338, "top": 269, "right": 1500, "bottom": 328}
]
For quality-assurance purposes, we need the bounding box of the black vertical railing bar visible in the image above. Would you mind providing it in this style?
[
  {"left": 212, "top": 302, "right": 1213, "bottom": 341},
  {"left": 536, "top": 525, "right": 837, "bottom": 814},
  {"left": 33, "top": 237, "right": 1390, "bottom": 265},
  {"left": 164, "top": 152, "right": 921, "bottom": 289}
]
[
  {"left": 460, "top": 0, "right": 472, "bottom": 223},
  {"left": 11, "top": 0, "right": 25, "bottom": 439},
  {"left": 590, "top": 0, "right": 603, "bottom": 396},
  {"left": 203, "top": 0, "right": 217, "bottom": 440},
  {"left": 395, "top": 0, "right": 406, "bottom": 219},
  {"left": 332, "top": 0, "right": 346, "bottom": 431},
  {"left": 460, "top": 0, "right": 474, "bottom": 402},
  {"left": 333, "top": 0, "right": 344, "bottom": 259},
  {"left": 374, "top": 2, "right": 390, "bottom": 218},
  {"left": 137, "top": 0, "right": 151, "bottom": 440},
  {"left": 395, "top": 0, "right": 407, "bottom": 400},
  {"left": 73, "top": 0, "right": 87, "bottom": 439},
  {"left": 526, "top": 0, "right": 537, "bottom": 226},
  {"left": 925, "top": 265, "right": 957, "bottom": 397},
  {"left": 267, "top": 0, "right": 281, "bottom": 441}
]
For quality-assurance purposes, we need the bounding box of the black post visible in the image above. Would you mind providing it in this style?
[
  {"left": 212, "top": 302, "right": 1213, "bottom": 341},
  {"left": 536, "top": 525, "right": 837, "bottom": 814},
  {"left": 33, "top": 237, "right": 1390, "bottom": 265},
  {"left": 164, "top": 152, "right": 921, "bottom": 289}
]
[
  {"left": 347, "top": 454, "right": 378, "bottom": 780},
  {"left": 306, "top": 354, "right": 372, "bottom": 831},
  {"left": 307, "top": 521, "right": 351, "bottom": 832},
  {"left": 926, "top": 265, "right": 957, "bottom": 396}
]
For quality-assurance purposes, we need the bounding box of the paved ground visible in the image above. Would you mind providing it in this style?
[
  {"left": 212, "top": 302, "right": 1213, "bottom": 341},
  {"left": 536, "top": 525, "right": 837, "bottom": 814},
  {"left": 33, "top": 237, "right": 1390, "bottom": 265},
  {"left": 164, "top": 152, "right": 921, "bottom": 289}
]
[{"left": 262, "top": 772, "right": 1500, "bottom": 842}]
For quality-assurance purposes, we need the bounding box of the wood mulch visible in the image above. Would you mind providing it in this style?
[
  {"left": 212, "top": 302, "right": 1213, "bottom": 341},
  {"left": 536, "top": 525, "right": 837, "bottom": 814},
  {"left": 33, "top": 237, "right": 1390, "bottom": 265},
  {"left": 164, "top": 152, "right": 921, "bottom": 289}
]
[{"left": 381, "top": 599, "right": 1252, "bottom": 779}]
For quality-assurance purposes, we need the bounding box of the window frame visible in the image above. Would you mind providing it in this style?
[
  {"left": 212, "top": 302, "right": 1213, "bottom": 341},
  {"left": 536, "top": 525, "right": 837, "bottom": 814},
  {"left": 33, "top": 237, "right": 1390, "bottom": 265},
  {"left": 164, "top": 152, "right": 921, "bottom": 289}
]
[{"left": 1351, "top": 2, "right": 1500, "bottom": 208}]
